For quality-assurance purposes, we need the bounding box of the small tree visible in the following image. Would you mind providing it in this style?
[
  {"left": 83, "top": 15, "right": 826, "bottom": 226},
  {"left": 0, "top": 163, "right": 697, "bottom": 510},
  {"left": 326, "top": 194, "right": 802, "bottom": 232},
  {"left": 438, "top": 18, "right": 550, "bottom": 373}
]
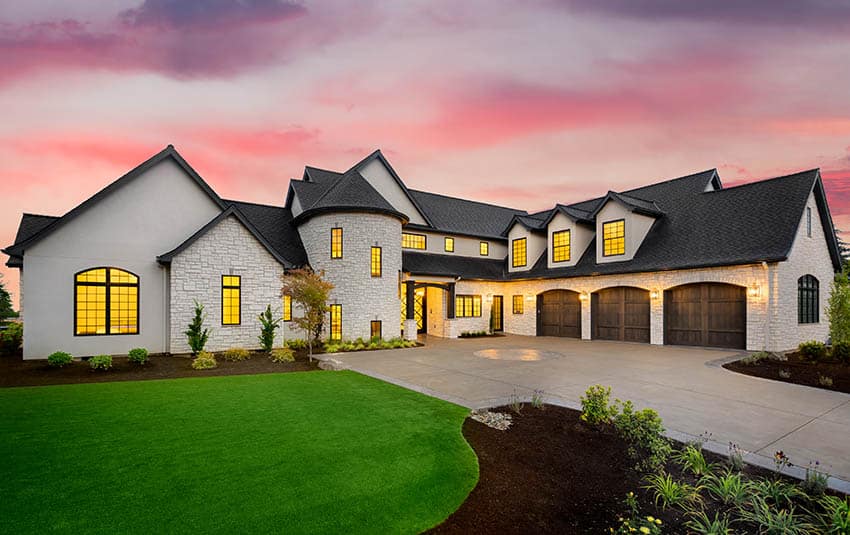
[
  {"left": 258, "top": 304, "right": 281, "bottom": 352},
  {"left": 827, "top": 271, "right": 850, "bottom": 345},
  {"left": 184, "top": 300, "right": 210, "bottom": 355},
  {"left": 280, "top": 268, "right": 334, "bottom": 361},
  {"left": 0, "top": 274, "right": 13, "bottom": 322}
]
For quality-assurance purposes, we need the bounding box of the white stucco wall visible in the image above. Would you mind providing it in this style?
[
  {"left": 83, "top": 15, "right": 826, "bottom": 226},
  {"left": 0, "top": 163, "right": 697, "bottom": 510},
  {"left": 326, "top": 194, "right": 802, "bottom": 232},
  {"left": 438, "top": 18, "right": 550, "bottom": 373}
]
[
  {"left": 359, "top": 159, "right": 428, "bottom": 225},
  {"left": 546, "top": 212, "right": 594, "bottom": 269},
  {"left": 403, "top": 229, "right": 507, "bottom": 258},
  {"left": 168, "top": 215, "right": 301, "bottom": 354},
  {"left": 298, "top": 212, "right": 403, "bottom": 341},
  {"left": 595, "top": 201, "right": 656, "bottom": 264},
  {"left": 507, "top": 225, "right": 546, "bottom": 273},
  {"left": 20, "top": 158, "right": 222, "bottom": 359}
]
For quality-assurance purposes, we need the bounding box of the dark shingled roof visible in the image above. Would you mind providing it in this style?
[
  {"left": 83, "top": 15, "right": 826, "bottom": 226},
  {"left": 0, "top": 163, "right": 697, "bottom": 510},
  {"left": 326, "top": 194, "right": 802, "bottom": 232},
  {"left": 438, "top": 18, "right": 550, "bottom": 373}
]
[
  {"left": 303, "top": 166, "right": 342, "bottom": 183},
  {"left": 292, "top": 169, "right": 409, "bottom": 223},
  {"left": 403, "top": 251, "right": 505, "bottom": 280},
  {"left": 225, "top": 200, "right": 307, "bottom": 267},
  {"left": 408, "top": 189, "right": 527, "bottom": 239},
  {"left": 5, "top": 214, "right": 59, "bottom": 267}
]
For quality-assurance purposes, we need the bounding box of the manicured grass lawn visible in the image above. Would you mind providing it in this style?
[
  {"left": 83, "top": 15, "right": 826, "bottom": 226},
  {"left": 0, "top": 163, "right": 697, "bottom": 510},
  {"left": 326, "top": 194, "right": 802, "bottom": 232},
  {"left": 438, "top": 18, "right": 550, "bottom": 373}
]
[{"left": 0, "top": 371, "right": 478, "bottom": 534}]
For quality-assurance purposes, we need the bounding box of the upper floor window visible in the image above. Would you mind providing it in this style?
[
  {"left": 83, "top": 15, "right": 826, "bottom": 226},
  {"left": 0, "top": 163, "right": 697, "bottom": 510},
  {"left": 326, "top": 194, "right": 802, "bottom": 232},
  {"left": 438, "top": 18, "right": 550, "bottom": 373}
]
[
  {"left": 552, "top": 230, "right": 570, "bottom": 263},
  {"left": 222, "top": 275, "right": 241, "bottom": 325},
  {"left": 806, "top": 207, "right": 812, "bottom": 237},
  {"left": 512, "top": 237, "right": 527, "bottom": 267},
  {"left": 444, "top": 237, "right": 454, "bottom": 252},
  {"left": 512, "top": 295, "right": 524, "bottom": 314},
  {"left": 283, "top": 294, "right": 292, "bottom": 322},
  {"left": 798, "top": 275, "right": 819, "bottom": 324},
  {"left": 329, "top": 304, "right": 342, "bottom": 340},
  {"left": 75, "top": 267, "right": 139, "bottom": 336},
  {"left": 603, "top": 219, "right": 625, "bottom": 256},
  {"left": 455, "top": 295, "right": 482, "bottom": 317},
  {"left": 331, "top": 228, "right": 343, "bottom": 258},
  {"left": 402, "top": 232, "right": 426, "bottom": 250},
  {"left": 480, "top": 241, "right": 489, "bottom": 256},
  {"left": 371, "top": 246, "right": 382, "bottom": 277}
]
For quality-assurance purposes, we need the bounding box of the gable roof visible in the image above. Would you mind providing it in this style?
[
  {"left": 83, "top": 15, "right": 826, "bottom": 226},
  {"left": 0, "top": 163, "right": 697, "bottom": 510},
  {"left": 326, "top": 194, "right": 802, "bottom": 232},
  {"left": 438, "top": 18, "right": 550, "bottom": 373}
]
[
  {"left": 347, "top": 150, "right": 433, "bottom": 226},
  {"left": 540, "top": 204, "right": 594, "bottom": 227},
  {"left": 588, "top": 191, "right": 664, "bottom": 219},
  {"left": 2, "top": 145, "right": 226, "bottom": 259},
  {"left": 292, "top": 168, "right": 409, "bottom": 224},
  {"left": 408, "top": 189, "right": 527, "bottom": 240},
  {"left": 502, "top": 213, "right": 549, "bottom": 237},
  {"left": 4, "top": 214, "right": 59, "bottom": 267},
  {"left": 157, "top": 204, "right": 300, "bottom": 268},
  {"left": 225, "top": 200, "right": 307, "bottom": 267}
]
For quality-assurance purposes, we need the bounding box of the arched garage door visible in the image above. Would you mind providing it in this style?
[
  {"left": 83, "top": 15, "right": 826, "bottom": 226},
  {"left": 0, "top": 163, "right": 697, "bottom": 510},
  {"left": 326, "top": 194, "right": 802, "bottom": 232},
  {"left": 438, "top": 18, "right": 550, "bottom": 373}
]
[
  {"left": 537, "top": 290, "right": 581, "bottom": 338},
  {"left": 664, "top": 283, "right": 746, "bottom": 349},
  {"left": 591, "top": 287, "right": 650, "bottom": 343}
]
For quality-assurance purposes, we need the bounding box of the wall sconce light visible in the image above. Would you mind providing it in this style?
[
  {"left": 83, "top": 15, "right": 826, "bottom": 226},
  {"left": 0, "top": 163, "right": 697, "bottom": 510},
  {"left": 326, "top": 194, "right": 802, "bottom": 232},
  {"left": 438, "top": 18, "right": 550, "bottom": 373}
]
[
  {"left": 579, "top": 291, "right": 589, "bottom": 301},
  {"left": 748, "top": 284, "right": 761, "bottom": 298},
  {"left": 526, "top": 294, "right": 535, "bottom": 302},
  {"left": 650, "top": 289, "right": 660, "bottom": 300},
  {"left": 486, "top": 294, "right": 493, "bottom": 303}
]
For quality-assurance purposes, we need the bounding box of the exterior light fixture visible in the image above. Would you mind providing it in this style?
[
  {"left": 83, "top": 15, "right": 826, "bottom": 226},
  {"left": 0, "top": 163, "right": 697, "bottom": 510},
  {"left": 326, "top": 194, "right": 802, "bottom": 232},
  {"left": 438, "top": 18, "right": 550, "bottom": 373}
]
[
  {"left": 579, "top": 291, "right": 589, "bottom": 301},
  {"left": 485, "top": 294, "right": 493, "bottom": 303},
  {"left": 650, "top": 289, "right": 660, "bottom": 299},
  {"left": 748, "top": 284, "right": 761, "bottom": 298},
  {"left": 526, "top": 294, "right": 535, "bottom": 301}
]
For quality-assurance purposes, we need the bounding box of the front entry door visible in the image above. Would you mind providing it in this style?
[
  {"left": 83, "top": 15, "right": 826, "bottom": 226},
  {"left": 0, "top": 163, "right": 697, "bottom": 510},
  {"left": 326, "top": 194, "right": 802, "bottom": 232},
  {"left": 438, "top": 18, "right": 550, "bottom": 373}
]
[{"left": 492, "top": 295, "right": 504, "bottom": 332}]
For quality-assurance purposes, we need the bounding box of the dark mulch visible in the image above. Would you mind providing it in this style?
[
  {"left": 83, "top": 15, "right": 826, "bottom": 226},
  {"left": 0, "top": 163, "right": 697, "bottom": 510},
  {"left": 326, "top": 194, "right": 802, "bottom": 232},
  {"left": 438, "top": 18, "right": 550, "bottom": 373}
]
[
  {"left": 724, "top": 351, "right": 850, "bottom": 393},
  {"left": 0, "top": 350, "right": 319, "bottom": 388},
  {"left": 429, "top": 405, "right": 806, "bottom": 535}
]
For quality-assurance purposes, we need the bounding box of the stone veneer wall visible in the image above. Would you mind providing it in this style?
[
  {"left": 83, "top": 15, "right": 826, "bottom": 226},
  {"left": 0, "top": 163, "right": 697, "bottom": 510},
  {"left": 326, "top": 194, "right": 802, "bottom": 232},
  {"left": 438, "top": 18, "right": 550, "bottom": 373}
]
[
  {"left": 169, "top": 216, "right": 302, "bottom": 353},
  {"left": 298, "top": 212, "right": 403, "bottom": 341}
]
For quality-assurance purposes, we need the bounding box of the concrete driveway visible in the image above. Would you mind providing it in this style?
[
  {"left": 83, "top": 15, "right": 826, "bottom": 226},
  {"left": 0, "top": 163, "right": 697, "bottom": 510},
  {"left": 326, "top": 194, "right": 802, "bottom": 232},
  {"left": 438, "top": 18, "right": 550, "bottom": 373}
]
[{"left": 330, "top": 334, "right": 850, "bottom": 484}]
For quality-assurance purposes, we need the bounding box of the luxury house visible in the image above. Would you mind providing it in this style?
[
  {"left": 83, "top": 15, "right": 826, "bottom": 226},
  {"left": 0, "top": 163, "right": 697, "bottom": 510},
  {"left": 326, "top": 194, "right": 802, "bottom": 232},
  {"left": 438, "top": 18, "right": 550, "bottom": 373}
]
[{"left": 4, "top": 145, "right": 841, "bottom": 359}]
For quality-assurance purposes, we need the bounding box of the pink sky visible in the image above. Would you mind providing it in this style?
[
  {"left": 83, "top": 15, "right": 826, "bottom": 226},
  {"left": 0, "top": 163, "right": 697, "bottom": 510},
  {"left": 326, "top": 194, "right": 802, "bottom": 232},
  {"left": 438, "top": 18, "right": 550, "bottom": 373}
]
[{"left": 3, "top": 0, "right": 850, "bottom": 308}]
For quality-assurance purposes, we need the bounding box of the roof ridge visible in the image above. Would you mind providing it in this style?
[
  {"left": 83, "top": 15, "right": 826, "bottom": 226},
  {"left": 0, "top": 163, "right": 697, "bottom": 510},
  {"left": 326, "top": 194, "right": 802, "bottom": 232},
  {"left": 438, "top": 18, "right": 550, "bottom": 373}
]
[
  {"left": 304, "top": 165, "right": 341, "bottom": 174},
  {"left": 708, "top": 169, "right": 819, "bottom": 194},
  {"left": 622, "top": 168, "right": 717, "bottom": 195},
  {"left": 305, "top": 172, "right": 350, "bottom": 208},
  {"left": 224, "top": 198, "right": 284, "bottom": 210},
  {"left": 21, "top": 213, "right": 59, "bottom": 219},
  {"left": 408, "top": 188, "right": 528, "bottom": 213}
]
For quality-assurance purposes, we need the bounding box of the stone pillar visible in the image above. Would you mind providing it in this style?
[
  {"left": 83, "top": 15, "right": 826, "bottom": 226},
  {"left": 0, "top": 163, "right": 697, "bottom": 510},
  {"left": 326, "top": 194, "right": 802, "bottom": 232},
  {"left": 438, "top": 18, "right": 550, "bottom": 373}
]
[
  {"left": 404, "top": 319, "right": 418, "bottom": 341},
  {"left": 404, "top": 281, "right": 417, "bottom": 341},
  {"left": 581, "top": 294, "right": 591, "bottom": 340},
  {"left": 650, "top": 292, "right": 664, "bottom": 345},
  {"left": 446, "top": 282, "right": 455, "bottom": 319}
]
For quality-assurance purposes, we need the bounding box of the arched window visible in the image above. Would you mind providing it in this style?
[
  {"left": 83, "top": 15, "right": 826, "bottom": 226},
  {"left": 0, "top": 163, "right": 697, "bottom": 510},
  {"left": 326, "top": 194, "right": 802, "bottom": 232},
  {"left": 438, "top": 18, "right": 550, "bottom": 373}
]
[
  {"left": 798, "top": 275, "right": 819, "bottom": 324},
  {"left": 75, "top": 268, "right": 139, "bottom": 336}
]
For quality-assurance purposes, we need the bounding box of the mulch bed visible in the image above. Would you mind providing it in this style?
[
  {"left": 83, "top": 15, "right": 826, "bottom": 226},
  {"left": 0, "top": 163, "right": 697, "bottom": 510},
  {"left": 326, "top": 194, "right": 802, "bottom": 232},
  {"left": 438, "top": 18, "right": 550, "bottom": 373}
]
[
  {"left": 429, "top": 405, "right": 798, "bottom": 535},
  {"left": 0, "top": 350, "right": 319, "bottom": 388},
  {"left": 724, "top": 351, "right": 850, "bottom": 393}
]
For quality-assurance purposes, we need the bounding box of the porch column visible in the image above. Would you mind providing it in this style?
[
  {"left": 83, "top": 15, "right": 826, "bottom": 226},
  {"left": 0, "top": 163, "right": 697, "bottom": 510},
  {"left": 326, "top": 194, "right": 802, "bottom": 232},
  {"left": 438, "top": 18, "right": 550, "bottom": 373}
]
[
  {"left": 446, "top": 282, "right": 456, "bottom": 319},
  {"left": 404, "top": 281, "right": 418, "bottom": 341}
]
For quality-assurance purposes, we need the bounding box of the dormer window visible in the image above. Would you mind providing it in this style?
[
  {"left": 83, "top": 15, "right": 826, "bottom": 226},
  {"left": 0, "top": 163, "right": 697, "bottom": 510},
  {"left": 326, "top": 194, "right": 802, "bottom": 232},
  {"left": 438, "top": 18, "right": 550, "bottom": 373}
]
[
  {"left": 445, "top": 237, "right": 454, "bottom": 252},
  {"left": 480, "top": 242, "right": 489, "bottom": 256},
  {"left": 512, "top": 237, "right": 527, "bottom": 267},
  {"left": 602, "top": 220, "right": 625, "bottom": 257},
  {"left": 552, "top": 230, "right": 570, "bottom": 263},
  {"left": 402, "top": 232, "right": 426, "bottom": 250}
]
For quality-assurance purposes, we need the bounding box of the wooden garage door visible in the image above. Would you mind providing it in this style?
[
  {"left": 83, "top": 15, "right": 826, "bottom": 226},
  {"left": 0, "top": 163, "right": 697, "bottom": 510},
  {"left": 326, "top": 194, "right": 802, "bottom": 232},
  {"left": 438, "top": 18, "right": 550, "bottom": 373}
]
[
  {"left": 591, "top": 287, "right": 650, "bottom": 343},
  {"left": 664, "top": 283, "right": 746, "bottom": 349},
  {"left": 537, "top": 290, "right": 581, "bottom": 338}
]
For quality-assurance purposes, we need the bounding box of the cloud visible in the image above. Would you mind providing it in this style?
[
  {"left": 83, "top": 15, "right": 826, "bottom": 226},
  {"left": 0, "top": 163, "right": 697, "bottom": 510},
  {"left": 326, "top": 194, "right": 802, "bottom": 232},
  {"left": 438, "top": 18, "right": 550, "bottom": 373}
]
[{"left": 119, "top": 0, "right": 304, "bottom": 29}]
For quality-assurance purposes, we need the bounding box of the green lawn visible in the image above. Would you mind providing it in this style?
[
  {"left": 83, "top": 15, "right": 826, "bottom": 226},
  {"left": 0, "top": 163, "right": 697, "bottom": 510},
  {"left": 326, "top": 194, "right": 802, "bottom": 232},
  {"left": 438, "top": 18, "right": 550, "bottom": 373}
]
[{"left": 0, "top": 371, "right": 478, "bottom": 534}]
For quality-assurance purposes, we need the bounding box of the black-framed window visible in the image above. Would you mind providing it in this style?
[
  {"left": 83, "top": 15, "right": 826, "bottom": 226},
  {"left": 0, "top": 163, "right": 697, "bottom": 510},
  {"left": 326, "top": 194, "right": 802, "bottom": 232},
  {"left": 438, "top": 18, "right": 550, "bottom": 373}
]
[
  {"left": 331, "top": 228, "right": 343, "bottom": 258},
  {"left": 371, "top": 320, "right": 382, "bottom": 339},
  {"left": 455, "top": 295, "right": 482, "bottom": 317},
  {"left": 329, "top": 304, "right": 342, "bottom": 340},
  {"left": 222, "top": 275, "right": 241, "bottom": 325},
  {"left": 480, "top": 241, "right": 489, "bottom": 256},
  {"left": 512, "top": 295, "right": 524, "bottom": 314},
  {"left": 603, "top": 219, "right": 625, "bottom": 256},
  {"left": 552, "top": 229, "right": 570, "bottom": 263},
  {"left": 806, "top": 207, "right": 812, "bottom": 237},
  {"left": 511, "top": 237, "right": 527, "bottom": 267},
  {"left": 402, "top": 232, "right": 426, "bottom": 249},
  {"left": 798, "top": 275, "right": 819, "bottom": 324},
  {"left": 444, "top": 237, "right": 454, "bottom": 252},
  {"left": 371, "top": 246, "right": 382, "bottom": 277},
  {"left": 283, "top": 294, "right": 292, "bottom": 322},
  {"left": 74, "top": 267, "right": 139, "bottom": 336}
]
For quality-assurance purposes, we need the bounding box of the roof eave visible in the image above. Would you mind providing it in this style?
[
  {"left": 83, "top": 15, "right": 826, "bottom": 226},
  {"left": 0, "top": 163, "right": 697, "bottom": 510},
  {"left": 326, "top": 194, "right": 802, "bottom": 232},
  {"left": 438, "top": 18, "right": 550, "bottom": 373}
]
[{"left": 292, "top": 206, "right": 410, "bottom": 226}]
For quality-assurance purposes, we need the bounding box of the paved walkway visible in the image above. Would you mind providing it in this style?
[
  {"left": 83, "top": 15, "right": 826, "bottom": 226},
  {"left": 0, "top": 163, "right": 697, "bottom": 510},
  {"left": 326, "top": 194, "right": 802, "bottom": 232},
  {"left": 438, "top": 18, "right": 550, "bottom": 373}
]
[{"left": 330, "top": 334, "right": 850, "bottom": 485}]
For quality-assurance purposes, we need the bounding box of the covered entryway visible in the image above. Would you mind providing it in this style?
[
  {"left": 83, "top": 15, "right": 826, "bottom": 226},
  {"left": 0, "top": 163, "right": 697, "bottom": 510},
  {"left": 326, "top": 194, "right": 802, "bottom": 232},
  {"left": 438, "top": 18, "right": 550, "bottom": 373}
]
[
  {"left": 536, "top": 290, "right": 581, "bottom": 338},
  {"left": 664, "top": 283, "right": 746, "bottom": 349},
  {"left": 591, "top": 286, "right": 650, "bottom": 343}
]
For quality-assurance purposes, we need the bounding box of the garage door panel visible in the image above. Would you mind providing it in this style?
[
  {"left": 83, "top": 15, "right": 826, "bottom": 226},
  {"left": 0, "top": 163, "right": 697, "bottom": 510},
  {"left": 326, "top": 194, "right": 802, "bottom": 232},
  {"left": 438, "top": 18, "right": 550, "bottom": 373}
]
[
  {"left": 592, "top": 287, "right": 650, "bottom": 343},
  {"left": 537, "top": 290, "right": 581, "bottom": 338},
  {"left": 664, "top": 283, "right": 745, "bottom": 349}
]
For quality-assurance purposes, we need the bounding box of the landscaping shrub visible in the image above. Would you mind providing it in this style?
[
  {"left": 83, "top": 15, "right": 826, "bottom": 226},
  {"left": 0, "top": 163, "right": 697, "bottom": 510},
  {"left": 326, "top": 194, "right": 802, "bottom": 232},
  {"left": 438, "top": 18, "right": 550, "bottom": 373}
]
[
  {"left": 47, "top": 351, "right": 73, "bottom": 368},
  {"left": 683, "top": 511, "right": 732, "bottom": 535},
  {"left": 815, "top": 495, "right": 850, "bottom": 534},
  {"left": 185, "top": 300, "right": 210, "bottom": 355},
  {"left": 580, "top": 385, "right": 615, "bottom": 425},
  {"left": 642, "top": 472, "right": 701, "bottom": 510},
  {"left": 613, "top": 400, "right": 671, "bottom": 472},
  {"left": 740, "top": 350, "right": 785, "bottom": 365},
  {"left": 89, "top": 355, "right": 112, "bottom": 371},
  {"left": 827, "top": 274, "right": 850, "bottom": 346},
  {"left": 802, "top": 461, "right": 829, "bottom": 496},
  {"left": 269, "top": 347, "right": 295, "bottom": 363},
  {"left": 740, "top": 497, "right": 813, "bottom": 534},
  {"left": 799, "top": 340, "right": 827, "bottom": 362},
  {"left": 751, "top": 478, "right": 803, "bottom": 508},
  {"left": 285, "top": 339, "right": 308, "bottom": 351},
  {"left": 832, "top": 341, "right": 850, "bottom": 364},
  {"left": 222, "top": 348, "right": 251, "bottom": 361},
  {"left": 128, "top": 348, "right": 149, "bottom": 365},
  {"left": 701, "top": 469, "right": 750, "bottom": 507},
  {"left": 459, "top": 330, "right": 489, "bottom": 338},
  {"left": 672, "top": 444, "right": 713, "bottom": 477},
  {"left": 191, "top": 351, "right": 217, "bottom": 370},
  {"left": 0, "top": 322, "right": 23, "bottom": 356},
  {"left": 257, "top": 304, "right": 281, "bottom": 352}
]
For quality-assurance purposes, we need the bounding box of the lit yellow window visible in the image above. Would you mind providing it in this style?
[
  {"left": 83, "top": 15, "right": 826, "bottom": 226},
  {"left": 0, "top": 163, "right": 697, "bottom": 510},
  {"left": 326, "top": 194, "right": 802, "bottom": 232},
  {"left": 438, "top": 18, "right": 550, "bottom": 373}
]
[
  {"left": 480, "top": 242, "right": 489, "bottom": 256},
  {"left": 512, "top": 295, "right": 524, "bottom": 314},
  {"left": 75, "top": 267, "right": 138, "bottom": 336},
  {"left": 552, "top": 230, "right": 570, "bottom": 262},
  {"left": 401, "top": 233, "right": 426, "bottom": 249},
  {"left": 444, "top": 237, "right": 454, "bottom": 252},
  {"left": 603, "top": 220, "right": 625, "bottom": 256},
  {"left": 331, "top": 228, "right": 343, "bottom": 258},
  {"left": 329, "top": 304, "right": 342, "bottom": 340},
  {"left": 283, "top": 294, "right": 292, "bottom": 322},
  {"left": 512, "top": 238, "right": 527, "bottom": 267},
  {"left": 371, "top": 246, "right": 382, "bottom": 277},
  {"left": 455, "top": 295, "right": 482, "bottom": 318},
  {"left": 370, "top": 320, "right": 382, "bottom": 339},
  {"left": 222, "top": 275, "right": 241, "bottom": 325}
]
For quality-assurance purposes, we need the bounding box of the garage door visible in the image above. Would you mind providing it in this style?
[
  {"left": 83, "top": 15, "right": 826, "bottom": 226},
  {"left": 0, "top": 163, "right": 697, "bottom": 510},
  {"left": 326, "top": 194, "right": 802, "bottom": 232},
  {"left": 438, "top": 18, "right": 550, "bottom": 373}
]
[
  {"left": 537, "top": 290, "right": 581, "bottom": 338},
  {"left": 591, "top": 287, "right": 650, "bottom": 343},
  {"left": 664, "top": 283, "right": 746, "bottom": 349}
]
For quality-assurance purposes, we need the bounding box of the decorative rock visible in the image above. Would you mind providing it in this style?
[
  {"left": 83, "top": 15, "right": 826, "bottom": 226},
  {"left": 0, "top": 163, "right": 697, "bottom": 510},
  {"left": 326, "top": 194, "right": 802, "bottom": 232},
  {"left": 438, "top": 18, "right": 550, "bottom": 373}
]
[
  {"left": 470, "top": 410, "right": 512, "bottom": 430},
  {"left": 318, "top": 358, "right": 349, "bottom": 371}
]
